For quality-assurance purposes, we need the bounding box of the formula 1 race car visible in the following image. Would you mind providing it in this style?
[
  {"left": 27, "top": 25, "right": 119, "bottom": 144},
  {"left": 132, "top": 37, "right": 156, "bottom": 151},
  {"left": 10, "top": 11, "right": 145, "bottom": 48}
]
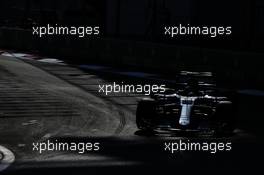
[{"left": 136, "top": 73, "right": 236, "bottom": 136}]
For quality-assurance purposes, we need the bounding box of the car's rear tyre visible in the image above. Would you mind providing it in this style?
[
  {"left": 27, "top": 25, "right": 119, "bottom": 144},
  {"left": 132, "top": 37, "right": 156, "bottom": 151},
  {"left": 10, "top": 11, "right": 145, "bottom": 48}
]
[
  {"left": 136, "top": 98, "right": 156, "bottom": 131},
  {"left": 213, "top": 101, "right": 235, "bottom": 136}
]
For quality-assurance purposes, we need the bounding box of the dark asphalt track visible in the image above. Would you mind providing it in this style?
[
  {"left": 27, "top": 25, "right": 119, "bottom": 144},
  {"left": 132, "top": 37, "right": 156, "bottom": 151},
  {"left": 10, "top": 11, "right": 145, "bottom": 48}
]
[{"left": 0, "top": 55, "right": 263, "bottom": 175}]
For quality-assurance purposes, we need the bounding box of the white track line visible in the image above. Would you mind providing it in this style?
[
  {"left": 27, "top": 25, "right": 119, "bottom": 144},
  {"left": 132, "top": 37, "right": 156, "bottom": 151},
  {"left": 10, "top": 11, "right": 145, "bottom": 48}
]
[{"left": 0, "top": 145, "right": 15, "bottom": 172}]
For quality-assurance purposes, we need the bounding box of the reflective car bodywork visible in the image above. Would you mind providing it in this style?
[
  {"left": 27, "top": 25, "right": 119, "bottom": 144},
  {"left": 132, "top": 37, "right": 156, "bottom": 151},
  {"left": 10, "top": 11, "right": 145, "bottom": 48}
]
[{"left": 136, "top": 73, "right": 236, "bottom": 135}]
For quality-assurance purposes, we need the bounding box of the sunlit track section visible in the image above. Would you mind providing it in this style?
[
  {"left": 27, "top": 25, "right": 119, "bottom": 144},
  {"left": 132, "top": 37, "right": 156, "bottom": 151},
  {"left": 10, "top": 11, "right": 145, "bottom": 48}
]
[
  {"left": 18, "top": 59, "right": 140, "bottom": 136},
  {"left": 0, "top": 65, "right": 80, "bottom": 119},
  {"left": 0, "top": 55, "right": 138, "bottom": 139}
]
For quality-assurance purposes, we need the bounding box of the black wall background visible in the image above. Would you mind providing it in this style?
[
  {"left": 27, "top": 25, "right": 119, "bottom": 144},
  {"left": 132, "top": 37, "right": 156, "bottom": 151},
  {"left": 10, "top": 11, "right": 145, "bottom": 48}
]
[
  {"left": 0, "top": 0, "right": 263, "bottom": 89},
  {"left": 0, "top": 0, "right": 263, "bottom": 51}
]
